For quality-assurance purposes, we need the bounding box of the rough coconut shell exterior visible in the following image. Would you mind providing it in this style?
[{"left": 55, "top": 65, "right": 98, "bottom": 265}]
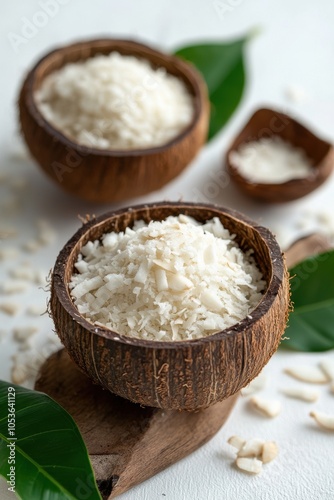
[
  {"left": 226, "top": 108, "right": 334, "bottom": 203},
  {"left": 51, "top": 202, "right": 290, "bottom": 411}
]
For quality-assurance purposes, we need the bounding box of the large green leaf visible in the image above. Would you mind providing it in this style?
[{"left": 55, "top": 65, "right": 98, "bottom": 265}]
[
  {"left": 282, "top": 250, "right": 334, "bottom": 351},
  {"left": 0, "top": 380, "right": 101, "bottom": 500},
  {"left": 174, "top": 38, "right": 247, "bottom": 140}
]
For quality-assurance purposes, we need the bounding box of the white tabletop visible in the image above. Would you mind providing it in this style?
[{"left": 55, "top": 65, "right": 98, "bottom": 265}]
[{"left": 1, "top": 1, "right": 334, "bottom": 499}]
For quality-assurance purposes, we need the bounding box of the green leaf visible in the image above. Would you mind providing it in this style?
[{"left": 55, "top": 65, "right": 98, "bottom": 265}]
[
  {"left": 0, "top": 380, "right": 101, "bottom": 500},
  {"left": 281, "top": 250, "right": 334, "bottom": 352},
  {"left": 174, "top": 38, "right": 247, "bottom": 140}
]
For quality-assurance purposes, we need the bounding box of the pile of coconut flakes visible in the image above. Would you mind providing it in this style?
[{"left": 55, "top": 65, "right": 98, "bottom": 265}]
[{"left": 70, "top": 215, "right": 266, "bottom": 341}]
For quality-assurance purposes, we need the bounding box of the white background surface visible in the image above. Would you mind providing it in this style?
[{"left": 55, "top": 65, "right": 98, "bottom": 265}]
[{"left": 1, "top": 1, "right": 334, "bottom": 499}]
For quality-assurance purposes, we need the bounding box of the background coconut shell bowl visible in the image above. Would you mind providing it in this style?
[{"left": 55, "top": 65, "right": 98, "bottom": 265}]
[
  {"left": 226, "top": 108, "right": 334, "bottom": 203},
  {"left": 19, "top": 39, "right": 209, "bottom": 203},
  {"left": 51, "top": 202, "right": 290, "bottom": 412}
]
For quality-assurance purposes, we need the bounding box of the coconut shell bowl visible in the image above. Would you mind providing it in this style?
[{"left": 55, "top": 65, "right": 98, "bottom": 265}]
[
  {"left": 226, "top": 108, "right": 334, "bottom": 203},
  {"left": 19, "top": 39, "right": 209, "bottom": 203},
  {"left": 51, "top": 202, "right": 290, "bottom": 412}
]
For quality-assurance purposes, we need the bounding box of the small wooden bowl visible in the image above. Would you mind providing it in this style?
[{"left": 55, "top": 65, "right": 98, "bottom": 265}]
[
  {"left": 19, "top": 39, "right": 209, "bottom": 203},
  {"left": 51, "top": 202, "right": 290, "bottom": 411},
  {"left": 226, "top": 108, "right": 334, "bottom": 203}
]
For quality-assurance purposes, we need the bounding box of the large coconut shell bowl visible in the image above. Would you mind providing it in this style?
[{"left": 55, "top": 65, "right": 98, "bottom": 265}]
[
  {"left": 19, "top": 39, "right": 209, "bottom": 203},
  {"left": 51, "top": 202, "right": 290, "bottom": 411}
]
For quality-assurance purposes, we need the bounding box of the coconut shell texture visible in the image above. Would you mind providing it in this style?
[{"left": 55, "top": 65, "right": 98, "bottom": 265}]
[
  {"left": 19, "top": 39, "right": 209, "bottom": 203},
  {"left": 51, "top": 202, "right": 290, "bottom": 411}
]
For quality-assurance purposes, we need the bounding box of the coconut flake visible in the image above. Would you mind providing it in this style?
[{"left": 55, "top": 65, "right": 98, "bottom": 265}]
[
  {"left": 13, "top": 326, "right": 38, "bottom": 342},
  {"left": 35, "top": 52, "right": 195, "bottom": 150},
  {"left": 250, "top": 396, "right": 281, "bottom": 418},
  {"left": 69, "top": 216, "right": 265, "bottom": 341},
  {"left": 285, "top": 365, "right": 329, "bottom": 384},
  {"left": 0, "top": 248, "right": 18, "bottom": 261},
  {"left": 1, "top": 281, "right": 29, "bottom": 294},
  {"left": 0, "top": 302, "right": 20, "bottom": 316},
  {"left": 229, "top": 136, "right": 313, "bottom": 184},
  {"left": 26, "top": 304, "right": 47, "bottom": 316},
  {"left": 319, "top": 359, "right": 334, "bottom": 382},
  {"left": 280, "top": 386, "right": 319, "bottom": 402}
]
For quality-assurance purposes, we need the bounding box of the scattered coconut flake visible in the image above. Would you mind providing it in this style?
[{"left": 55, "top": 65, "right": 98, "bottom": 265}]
[
  {"left": 285, "top": 365, "right": 328, "bottom": 384},
  {"left": 0, "top": 248, "right": 19, "bottom": 260},
  {"left": 238, "top": 439, "right": 265, "bottom": 458},
  {"left": 70, "top": 216, "right": 266, "bottom": 341},
  {"left": 1, "top": 280, "right": 29, "bottom": 294},
  {"left": 11, "top": 361, "right": 29, "bottom": 385},
  {"left": 310, "top": 411, "right": 334, "bottom": 431},
  {"left": 22, "top": 240, "right": 41, "bottom": 253},
  {"left": 262, "top": 441, "right": 279, "bottom": 464},
  {"left": 280, "top": 386, "right": 319, "bottom": 402},
  {"left": 9, "top": 266, "right": 36, "bottom": 282},
  {"left": 13, "top": 326, "right": 38, "bottom": 342},
  {"left": 11, "top": 336, "right": 62, "bottom": 384},
  {"left": 228, "top": 436, "right": 278, "bottom": 473},
  {"left": 227, "top": 435, "right": 246, "bottom": 451},
  {"left": 0, "top": 302, "right": 20, "bottom": 316},
  {"left": 0, "top": 226, "right": 17, "bottom": 239},
  {"left": 17, "top": 339, "right": 34, "bottom": 353},
  {"left": 35, "top": 269, "right": 48, "bottom": 286},
  {"left": 229, "top": 136, "right": 313, "bottom": 184},
  {"left": 236, "top": 457, "right": 263, "bottom": 474},
  {"left": 250, "top": 396, "right": 281, "bottom": 418},
  {"left": 241, "top": 372, "right": 268, "bottom": 396},
  {"left": 37, "top": 219, "right": 57, "bottom": 246},
  {"left": 26, "top": 304, "right": 47, "bottom": 316},
  {"left": 319, "top": 359, "right": 334, "bottom": 382}
]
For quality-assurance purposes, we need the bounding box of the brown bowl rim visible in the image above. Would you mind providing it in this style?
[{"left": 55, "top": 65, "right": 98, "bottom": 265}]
[
  {"left": 226, "top": 107, "right": 333, "bottom": 187},
  {"left": 52, "top": 201, "right": 285, "bottom": 349},
  {"left": 24, "top": 38, "right": 206, "bottom": 157}
]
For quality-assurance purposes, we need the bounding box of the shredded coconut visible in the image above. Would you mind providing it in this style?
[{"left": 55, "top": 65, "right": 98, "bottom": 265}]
[
  {"left": 0, "top": 248, "right": 18, "bottom": 261},
  {"left": 229, "top": 136, "right": 313, "bottom": 184},
  {"left": 22, "top": 240, "right": 41, "bottom": 253},
  {"left": 35, "top": 52, "right": 194, "bottom": 150},
  {"left": 13, "top": 326, "right": 38, "bottom": 342},
  {"left": 26, "top": 304, "right": 47, "bottom": 316},
  {"left": 1, "top": 280, "right": 29, "bottom": 294},
  {"left": 70, "top": 215, "right": 265, "bottom": 341},
  {"left": 0, "top": 302, "right": 20, "bottom": 316}
]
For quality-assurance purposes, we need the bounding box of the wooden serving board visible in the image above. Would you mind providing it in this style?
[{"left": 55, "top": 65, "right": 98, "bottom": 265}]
[
  {"left": 35, "top": 349, "right": 238, "bottom": 499},
  {"left": 35, "top": 234, "right": 331, "bottom": 499}
]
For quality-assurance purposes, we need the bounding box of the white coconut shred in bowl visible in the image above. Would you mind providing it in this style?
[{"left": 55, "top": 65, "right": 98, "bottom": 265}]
[
  {"left": 69, "top": 215, "right": 266, "bottom": 341},
  {"left": 229, "top": 136, "right": 313, "bottom": 183},
  {"left": 35, "top": 52, "right": 194, "bottom": 150}
]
